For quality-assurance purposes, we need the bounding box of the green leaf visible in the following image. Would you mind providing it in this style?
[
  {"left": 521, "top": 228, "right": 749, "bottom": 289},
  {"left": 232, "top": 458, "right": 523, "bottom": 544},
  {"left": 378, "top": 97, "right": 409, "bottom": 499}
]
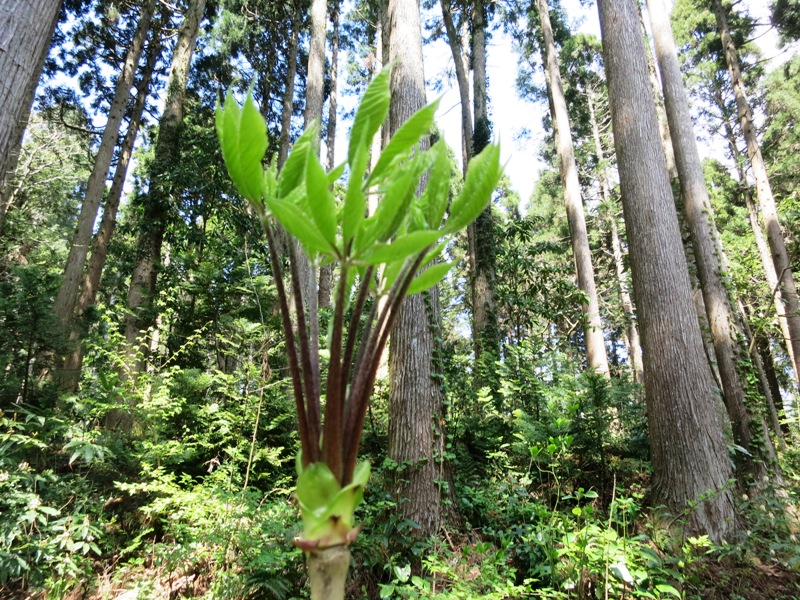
[
  {"left": 360, "top": 169, "right": 417, "bottom": 250},
  {"left": 380, "top": 257, "right": 404, "bottom": 294},
  {"left": 348, "top": 66, "right": 391, "bottom": 166},
  {"left": 305, "top": 150, "right": 337, "bottom": 245},
  {"left": 216, "top": 90, "right": 268, "bottom": 204},
  {"left": 351, "top": 460, "right": 371, "bottom": 488},
  {"left": 655, "top": 584, "right": 682, "bottom": 598},
  {"left": 296, "top": 462, "right": 341, "bottom": 513},
  {"left": 405, "top": 262, "right": 453, "bottom": 295},
  {"left": 266, "top": 188, "right": 332, "bottom": 255},
  {"left": 343, "top": 131, "right": 369, "bottom": 246},
  {"left": 445, "top": 143, "right": 502, "bottom": 234},
  {"left": 361, "top": 230, "right": 440, "bottom": 265},
  {"left": 278, "top": 122, "right": 319, "bottom": 199},
  {"left": 420, "top": 139, "right": 450, "bottom": 228},
  {"left": 368, "top": 98, "right": 440, "bottom": 186},
  {"left": 328, "top": 161, "right": 347, "bottom": 185}
]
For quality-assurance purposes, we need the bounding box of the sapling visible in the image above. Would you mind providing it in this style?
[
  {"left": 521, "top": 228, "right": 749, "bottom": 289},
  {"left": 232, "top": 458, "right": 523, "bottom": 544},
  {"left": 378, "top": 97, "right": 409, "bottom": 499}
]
[{"left": 216, "top": 66, "right": 501, "bottom": 599}]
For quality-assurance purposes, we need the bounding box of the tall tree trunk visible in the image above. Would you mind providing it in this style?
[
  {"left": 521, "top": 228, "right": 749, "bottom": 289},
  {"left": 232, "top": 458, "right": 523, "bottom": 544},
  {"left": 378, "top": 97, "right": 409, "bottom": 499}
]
[
  {"left": 305, "top": 0, "right": 326, "bottom": 129},
  {"left": 646, "top": 0, "right": 773, "bottom": 482},
  {"left": 318, "top": 0, "right": 340, "bottom": 311},
  {"left": 597, "top": 0, "right": 736, "bottom": 542},
  {"left": 386, "top": 0, "right": 453, "bottom": 535},
  {"left": 440, "top": 0, "right": 471, "bottom": 172},
  {"left": 61, "top": 32, "right": 161, "bottom": 388},
  {"left": 53, "top": 0, "right": 156, "bottom": 328},
  {"left": 587, "top": 88, "right": 643, "bottom": 381},
  {"left": 467, "top": 0, "right": 501, "bottom": 388},
  {"left": 123, "top": 0, "right": 205, "bottom": 374},
  {"left": 277, "top": 3, "right": 301, "bottom": 170},
  {"left": 0, "top": 17, "right": 54, "bottom": 237},
  {"left": 712, "top": 0, "right": 800, "bottom": 384},
  {"left": 717, "top": 95, "right": 800, "bottom": 396},
  {"left": 0, "top": 0, "right": 60, "bottom": 191},
  {"left": 538, "top": 0, "right": 609, "bottom": 377}
]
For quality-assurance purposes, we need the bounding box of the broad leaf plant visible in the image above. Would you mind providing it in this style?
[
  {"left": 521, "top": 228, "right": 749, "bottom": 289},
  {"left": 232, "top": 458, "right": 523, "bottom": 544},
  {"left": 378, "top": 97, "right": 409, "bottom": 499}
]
[{"left": 216, "top": 66, "right": 501, "bottom": 598}]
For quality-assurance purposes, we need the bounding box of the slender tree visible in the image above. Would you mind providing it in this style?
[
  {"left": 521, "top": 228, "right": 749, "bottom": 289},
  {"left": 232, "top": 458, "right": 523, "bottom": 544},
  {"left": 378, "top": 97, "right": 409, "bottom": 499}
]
[
  {"left": 278, "top": 1, "right": 301, "bottom": 169},
  {"left": 53, "top": 0, "right": 156, "bottom": 330},
  {"left": 598, "top": 0, "right": 736, "bottom": 541},
  {"left": 61, "top": 29, "right": 162, "bottom": 386},
  {"left": 537, "top": 0, "right": 609, "bottom": 377},
  {"left": 711, "top": 0, "right": 800, "bottom": 383},
  {"left": 647, "top": 0, "right": 773, "bottom": 481},
  {"left": 124, "top": 0, "right": 206, "bottom": 373}
]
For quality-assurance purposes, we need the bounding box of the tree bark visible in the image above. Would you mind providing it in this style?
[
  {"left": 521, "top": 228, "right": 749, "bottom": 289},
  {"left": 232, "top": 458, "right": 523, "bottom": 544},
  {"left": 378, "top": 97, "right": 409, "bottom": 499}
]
[
  {"left": 60, "top": 31, "right": 161, "bottom": 388},
  {"left": 277, "top": 3, "right": 300, "bottom": 170},
  {"left": 712, "top": 0, "right": 800, "bottom": 385},
  {"left": 647, "top": 0, "right": 772, "bottom": 482},
  {"left": 305, "top": 0, "right": 326, "bottom": 130},
  {"left": 440, "top": 0, "right": 471, "bottom": 172},
  {"left": 0, "top": 0, "right": 60, "bottom": 190},
  {"left": 466, "top": 0, "right": 501, "bottom": 388},
  {"left": 597, "top": 0, "right": 736, "bottom": 542},
  {"left": 538, "top": 0, "right": 609, "bottom": 377},
  {"left": 387, "top": 0, "right": 452, "bottom": 535},
  {"left": 124, "top": 0, "right": 205, "bottom": 373},
  {"left": 53, "top": 0, "right": 156, "bottom": 328},
  {"left": 318, "top": 0, "right": 340, "bottom": 311},
  {"left": 586, "top": 87, "right": 643, "bottom": 382}
]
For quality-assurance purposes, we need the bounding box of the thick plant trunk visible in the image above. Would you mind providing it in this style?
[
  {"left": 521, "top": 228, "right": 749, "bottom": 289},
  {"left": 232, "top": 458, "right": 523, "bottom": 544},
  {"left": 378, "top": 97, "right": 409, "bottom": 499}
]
[
  {"left": 646, "top": 0, "right": 772, "bottom": 482},
  {"left": 308, "top": 546, "right": 349, "bottom": 600},
  {"left": 712, "top": 0, "right": 800, "bottom": 385},
  {"left": 61, "top": 34, "right": 160, "bottom": 388},
  {"left": 0, "top": 0, "right": 60, "bottom": 188},
  {"left": 538, "top": 0, "right": 609, "bottom": 377},
  {"left": 124, "top": 0, "right": 204, "bottom": 374},
  {"left": 387, "top": 0, "right": 452, "bottom": 535},
  {"left": 54, "top": 0, "right": 155, "bottom": 328},
  {"left": 598, "top": 0, "right": 736, "bottom": 542}
]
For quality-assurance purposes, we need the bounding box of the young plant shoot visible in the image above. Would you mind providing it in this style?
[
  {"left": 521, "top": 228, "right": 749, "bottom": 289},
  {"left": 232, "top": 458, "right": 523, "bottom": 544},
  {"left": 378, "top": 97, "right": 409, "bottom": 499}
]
[{"left": 216, "top": 66, "right": 501, "bottom": 599}]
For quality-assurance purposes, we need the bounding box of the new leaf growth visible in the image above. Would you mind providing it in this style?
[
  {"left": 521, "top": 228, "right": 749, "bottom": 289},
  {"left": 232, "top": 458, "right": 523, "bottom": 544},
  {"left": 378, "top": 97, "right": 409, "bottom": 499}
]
[{"left": 216, "top": 66, "right": 501, "bottom": 550}]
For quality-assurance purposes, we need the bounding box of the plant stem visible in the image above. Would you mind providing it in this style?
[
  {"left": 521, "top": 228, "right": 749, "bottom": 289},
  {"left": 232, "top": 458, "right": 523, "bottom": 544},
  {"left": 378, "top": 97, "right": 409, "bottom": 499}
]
[{"left": 308, "top": 545, "right": 350, "bottom": 600}]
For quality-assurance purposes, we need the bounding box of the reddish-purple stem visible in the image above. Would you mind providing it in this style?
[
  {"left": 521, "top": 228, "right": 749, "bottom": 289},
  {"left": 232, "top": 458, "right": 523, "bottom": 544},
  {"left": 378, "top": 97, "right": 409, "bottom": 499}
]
[
  {"left": 322, "top": 263, "right": 349, "bottom": 483},
  {"left": 263, "top": 224, "right": 315, "bottom": 464}
]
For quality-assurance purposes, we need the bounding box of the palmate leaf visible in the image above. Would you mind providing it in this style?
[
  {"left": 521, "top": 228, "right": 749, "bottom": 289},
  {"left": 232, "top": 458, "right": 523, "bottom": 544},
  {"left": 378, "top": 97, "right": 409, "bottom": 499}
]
[
  {"left": 348, "top": 67, "right": 391, "bottom": 167},
  {"left": 445, "top": 143, "right": 502, "bottom": 234},
  {"left": 216, "top": 90, "right": 268, "bottom": 204}
]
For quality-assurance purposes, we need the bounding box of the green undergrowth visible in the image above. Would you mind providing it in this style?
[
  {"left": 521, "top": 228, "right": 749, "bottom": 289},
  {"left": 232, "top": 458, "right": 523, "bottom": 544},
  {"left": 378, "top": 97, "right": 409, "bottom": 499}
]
[{"left": 3, "top": 354, "right": 800, "bottom": 599}]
